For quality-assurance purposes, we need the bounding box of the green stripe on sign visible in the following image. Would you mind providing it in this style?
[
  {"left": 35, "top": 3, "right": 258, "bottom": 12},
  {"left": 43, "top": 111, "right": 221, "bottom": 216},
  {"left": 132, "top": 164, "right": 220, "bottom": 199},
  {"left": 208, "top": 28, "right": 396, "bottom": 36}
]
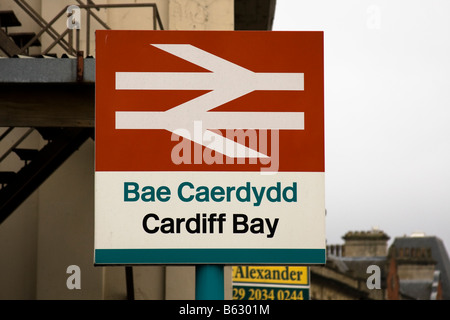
[{"left": 94, "top": 248, "right": 326, "bottom": 265}]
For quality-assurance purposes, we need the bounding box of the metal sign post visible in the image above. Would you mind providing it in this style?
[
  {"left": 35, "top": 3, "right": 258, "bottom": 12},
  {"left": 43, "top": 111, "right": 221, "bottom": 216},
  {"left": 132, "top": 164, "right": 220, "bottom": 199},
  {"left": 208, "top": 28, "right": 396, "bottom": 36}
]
[{"left": 196, "top": 265, "right": 224, "bottom": 300}]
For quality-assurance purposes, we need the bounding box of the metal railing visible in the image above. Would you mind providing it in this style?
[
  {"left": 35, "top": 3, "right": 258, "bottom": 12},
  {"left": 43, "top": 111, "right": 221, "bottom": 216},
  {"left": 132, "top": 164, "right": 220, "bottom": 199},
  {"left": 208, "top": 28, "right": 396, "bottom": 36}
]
[{"left": 12, "top": 0, "right": 164, "bottom": 56}]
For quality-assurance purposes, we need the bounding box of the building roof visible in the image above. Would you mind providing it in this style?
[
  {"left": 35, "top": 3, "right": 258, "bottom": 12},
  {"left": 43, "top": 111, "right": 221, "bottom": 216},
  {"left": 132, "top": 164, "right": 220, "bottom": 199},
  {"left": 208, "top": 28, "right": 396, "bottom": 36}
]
[
  {"left": 392, "top": 235, "right": 450, "bottom": 300},
  {"left": 339, "top": 256, "right": 388, "bottom": 280},
  {"left": 327, "top": 255, "right": 388, "bottom": 282},
  {"left": 399, "top": 279, "right": 435, "bottom": 300}
]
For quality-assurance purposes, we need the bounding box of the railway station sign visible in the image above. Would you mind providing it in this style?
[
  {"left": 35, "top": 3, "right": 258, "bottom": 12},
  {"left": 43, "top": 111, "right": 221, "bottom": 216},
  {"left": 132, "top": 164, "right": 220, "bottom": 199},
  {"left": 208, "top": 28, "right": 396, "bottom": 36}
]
[{"left": 94, "top": 30, "right": 325, "bottom": 265}]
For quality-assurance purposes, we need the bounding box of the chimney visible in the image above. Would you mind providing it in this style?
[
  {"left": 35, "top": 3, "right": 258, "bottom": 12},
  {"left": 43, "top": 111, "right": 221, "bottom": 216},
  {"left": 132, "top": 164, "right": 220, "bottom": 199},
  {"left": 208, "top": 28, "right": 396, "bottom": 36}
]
[
  {"left": 394, "top": 246, "right": 436, "bottom": 280},
  {"left": 342, "top": 228, "right": 390, "bottom": 257}
]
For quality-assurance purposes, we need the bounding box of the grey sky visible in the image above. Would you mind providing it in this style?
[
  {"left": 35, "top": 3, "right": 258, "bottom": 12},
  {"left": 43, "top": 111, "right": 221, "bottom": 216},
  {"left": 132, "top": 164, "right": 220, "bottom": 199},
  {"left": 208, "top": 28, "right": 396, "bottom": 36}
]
[{"left": 273, "top": 0, "right": 450, "bottom": 250}]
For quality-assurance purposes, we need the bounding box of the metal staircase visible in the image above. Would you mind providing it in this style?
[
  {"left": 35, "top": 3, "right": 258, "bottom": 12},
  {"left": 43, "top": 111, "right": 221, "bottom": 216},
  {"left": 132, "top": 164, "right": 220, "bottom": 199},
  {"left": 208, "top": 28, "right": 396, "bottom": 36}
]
[
  {"left": 0, "top": 0, "right": 164, "bottom": 58},
  {"left": 0, "top": 1, "right": 164, "bottom": 225},
  {"left": 0, "top": 9, "right": 41, "bottom": 56},
  {"left": 0, "top": 127, "right": 94, "bottom": 224},
  {"left": 0, "top": 4, "right": 92, "bottom": 225}
]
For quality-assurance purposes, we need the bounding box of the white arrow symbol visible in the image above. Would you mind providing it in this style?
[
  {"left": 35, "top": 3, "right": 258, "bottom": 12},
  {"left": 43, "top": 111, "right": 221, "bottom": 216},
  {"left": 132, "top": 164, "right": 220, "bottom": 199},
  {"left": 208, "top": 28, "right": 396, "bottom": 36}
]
[{"left": 115, "top": 44, "right": 304, "bottom": 158}]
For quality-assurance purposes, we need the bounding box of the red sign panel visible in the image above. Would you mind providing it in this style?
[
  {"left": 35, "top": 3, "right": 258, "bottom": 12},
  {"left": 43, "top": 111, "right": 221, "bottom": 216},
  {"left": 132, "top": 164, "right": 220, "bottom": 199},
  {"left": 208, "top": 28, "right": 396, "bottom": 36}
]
[{"left": 95, "top": 30, "right": 324, "bottom": 173}]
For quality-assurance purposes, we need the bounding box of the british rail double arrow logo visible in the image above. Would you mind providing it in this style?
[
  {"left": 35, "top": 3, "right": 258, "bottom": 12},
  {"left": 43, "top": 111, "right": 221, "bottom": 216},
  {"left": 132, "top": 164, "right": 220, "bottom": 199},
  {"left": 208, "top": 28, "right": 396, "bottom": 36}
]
[{"left": 114, "top": 44, "right": 305, "bottom": 158}]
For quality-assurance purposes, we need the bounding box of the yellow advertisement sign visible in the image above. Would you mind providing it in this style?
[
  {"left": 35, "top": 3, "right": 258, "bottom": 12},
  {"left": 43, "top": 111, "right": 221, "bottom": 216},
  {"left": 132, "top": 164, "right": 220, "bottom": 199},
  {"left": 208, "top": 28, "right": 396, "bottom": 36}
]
[{"left": 232, "top": 266, "right": 309, "bottom": 285}]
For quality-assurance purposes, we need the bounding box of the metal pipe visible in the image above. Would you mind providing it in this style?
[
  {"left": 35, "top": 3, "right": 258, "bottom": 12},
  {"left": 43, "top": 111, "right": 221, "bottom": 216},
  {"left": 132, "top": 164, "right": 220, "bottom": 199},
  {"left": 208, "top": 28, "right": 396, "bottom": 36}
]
[
  {"left": 68, "top": 28, "right": 73, "bottom": 54},
  {"left": 125, "top": 266, "right": 134, "bottom": 300},
  {"left": 76, "top": 28, "right": 80, "bottom": 53},
  {"left": 195, "top": 265, "right": 224, "bottom": 300},
  {"left": 86, "top": 8, "right": 90, "bottom": 56},
  {"left": 79, "top": 3, "right": 158, "bottom": 9},
  {"left": 75, "top": 0, "right": 110, "bottom": 30},
  {"left": 77, "top": 3, "right": 164, "bottom": 30},
  {"left": 155, "top": 6, "right": 165, "bottom": 30},
  {"left": 153, "top": 7, "right": 156, "bottom": 30},
  {"left": 13, "top": 2, "right": 164, "bottom": 56}
]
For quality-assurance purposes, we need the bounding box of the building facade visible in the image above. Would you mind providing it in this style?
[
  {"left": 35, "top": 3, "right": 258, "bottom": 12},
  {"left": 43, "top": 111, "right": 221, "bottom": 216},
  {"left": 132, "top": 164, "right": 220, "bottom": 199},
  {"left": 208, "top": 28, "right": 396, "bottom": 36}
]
[{"left": 310, "top": 229, "right": 448, "bottom": 300}]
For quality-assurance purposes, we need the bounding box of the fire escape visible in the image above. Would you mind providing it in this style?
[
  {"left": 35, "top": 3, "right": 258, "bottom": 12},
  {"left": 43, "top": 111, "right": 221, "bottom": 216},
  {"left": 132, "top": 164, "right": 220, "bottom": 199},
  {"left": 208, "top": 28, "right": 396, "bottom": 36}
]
[{"left": 0, "top": 1, "right": 164, "bottom": 225}]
